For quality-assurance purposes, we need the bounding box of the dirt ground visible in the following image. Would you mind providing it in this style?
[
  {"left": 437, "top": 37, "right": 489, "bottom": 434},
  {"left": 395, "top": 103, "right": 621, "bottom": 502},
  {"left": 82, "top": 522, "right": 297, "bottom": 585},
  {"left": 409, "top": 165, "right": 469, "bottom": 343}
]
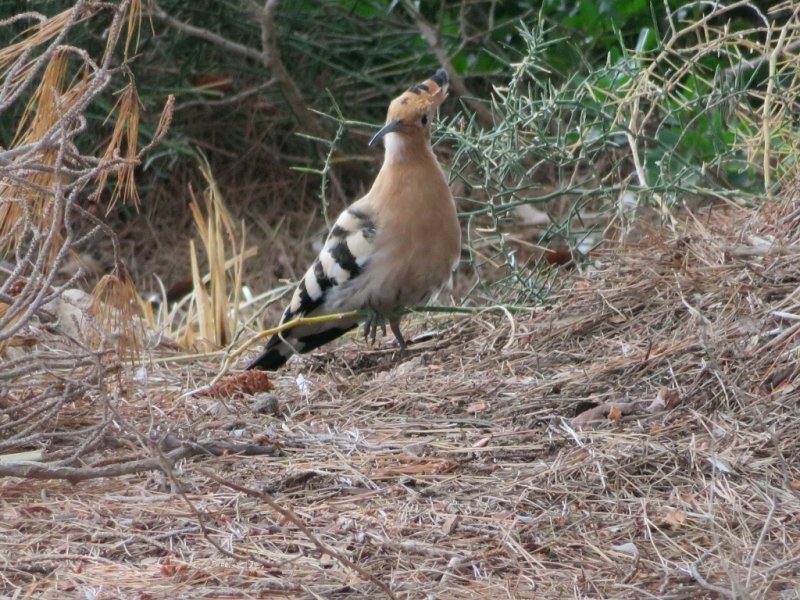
[{"left": 2, "top": 199, "right": 800, "bottom": 599}]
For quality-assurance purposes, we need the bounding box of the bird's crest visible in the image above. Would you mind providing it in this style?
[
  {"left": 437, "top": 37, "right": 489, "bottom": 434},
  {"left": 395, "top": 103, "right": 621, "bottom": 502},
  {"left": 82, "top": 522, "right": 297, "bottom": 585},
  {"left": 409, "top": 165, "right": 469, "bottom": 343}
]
[{"left": 390, "top": 69, "right": 449, "bottom": 115}]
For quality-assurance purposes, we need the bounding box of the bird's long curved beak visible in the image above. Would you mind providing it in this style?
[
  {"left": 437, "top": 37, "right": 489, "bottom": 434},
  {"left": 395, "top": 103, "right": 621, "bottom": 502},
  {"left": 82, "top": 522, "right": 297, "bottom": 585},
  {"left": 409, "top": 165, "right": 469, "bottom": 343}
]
[{"left": 369, "top": 119, "right": 402, "bottom": 147}]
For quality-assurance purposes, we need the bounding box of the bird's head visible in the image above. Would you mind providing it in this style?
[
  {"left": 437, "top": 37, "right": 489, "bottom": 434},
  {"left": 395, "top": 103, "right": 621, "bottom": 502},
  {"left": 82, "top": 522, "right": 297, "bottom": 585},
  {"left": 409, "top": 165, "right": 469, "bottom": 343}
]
[{"left": 369, "top": 69, "right": 449, "bottom": 147}]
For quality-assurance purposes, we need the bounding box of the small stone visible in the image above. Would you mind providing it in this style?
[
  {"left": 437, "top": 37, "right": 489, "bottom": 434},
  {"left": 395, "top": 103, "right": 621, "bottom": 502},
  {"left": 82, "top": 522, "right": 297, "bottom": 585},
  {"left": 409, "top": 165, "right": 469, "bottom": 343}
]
[{"left": 252, "top": 392, "right": 279, "bottom": 415}]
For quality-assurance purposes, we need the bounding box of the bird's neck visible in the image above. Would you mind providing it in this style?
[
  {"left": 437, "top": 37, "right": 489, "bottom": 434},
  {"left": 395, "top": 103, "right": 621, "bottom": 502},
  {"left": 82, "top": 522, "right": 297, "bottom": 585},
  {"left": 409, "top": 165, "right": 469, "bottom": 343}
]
[
  {"left": 370, "top": 132, "right": 449, "bottom": 213},
  {"left": 381, "top": 132, "right": 435, "bottom": 166}
]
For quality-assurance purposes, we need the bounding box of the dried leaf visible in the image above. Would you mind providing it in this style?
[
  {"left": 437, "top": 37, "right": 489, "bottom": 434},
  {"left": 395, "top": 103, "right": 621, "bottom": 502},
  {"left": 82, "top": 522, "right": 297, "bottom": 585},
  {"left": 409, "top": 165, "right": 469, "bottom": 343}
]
[
  {"left": 608, "top": 406, "right": 623, "bottom": 421},
  {"left": 467, "top": 400, "right": 487, "bottom": 413},
  {"left": 472, "top": 436, "right": 492, "bottom": 448},
  {"left": 200, "top": 371, "right": 273, "bottom": 398},
  {"left": 571, "top": 402, "right": 638, "bottom": 428},
  {"left": 663, "top": 510, "right": 687, "bottom": 530},
  {"left": 647, "top": 387, "right": 681, "bottom": 412},
  {"left": 441, "top": 514, "right": 460, "bottom": 535}
]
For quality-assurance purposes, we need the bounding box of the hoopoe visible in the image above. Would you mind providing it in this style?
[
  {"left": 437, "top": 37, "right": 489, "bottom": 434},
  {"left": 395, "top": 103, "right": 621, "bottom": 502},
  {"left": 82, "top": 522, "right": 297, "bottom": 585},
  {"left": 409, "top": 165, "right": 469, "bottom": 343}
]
[{"left": 246, "top": 69, "right": 460, "bottom": 371}]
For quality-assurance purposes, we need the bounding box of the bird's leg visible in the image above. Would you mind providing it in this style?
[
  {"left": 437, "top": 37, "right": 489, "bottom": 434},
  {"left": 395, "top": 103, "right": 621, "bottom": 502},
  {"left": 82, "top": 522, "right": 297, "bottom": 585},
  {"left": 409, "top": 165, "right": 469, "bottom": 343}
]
[
  {"left": 389, "top": 318, "right": 408, "bottom": 356},
  {"left": 363, "top": 307, "right": 386, "bottom": 345}
]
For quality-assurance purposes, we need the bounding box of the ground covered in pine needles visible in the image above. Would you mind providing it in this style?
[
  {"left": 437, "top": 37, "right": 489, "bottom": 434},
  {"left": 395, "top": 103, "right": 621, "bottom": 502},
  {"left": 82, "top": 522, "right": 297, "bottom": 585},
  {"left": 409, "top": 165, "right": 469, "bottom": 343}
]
[{"left": 3, "top": 198, "right": 800, "bottom": 599}]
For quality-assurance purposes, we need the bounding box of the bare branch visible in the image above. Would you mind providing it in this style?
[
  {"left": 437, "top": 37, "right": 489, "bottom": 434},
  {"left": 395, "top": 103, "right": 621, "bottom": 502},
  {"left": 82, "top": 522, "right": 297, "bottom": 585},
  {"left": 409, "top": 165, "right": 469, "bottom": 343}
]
[
  {"left": 148, "top": 4, "right": 264, "bottom": 62},
  {"left": 688, "top": 552, "right": 735, "bottom": 598},
  {"left": 149, "top": 1, "right": 323, "bottom": 136},
  {"left": 0, "top": 0, "right": 171, "bottom": 472},
  {"left": 256, "top": 0, "right": 324, "bottom": 136},
  {"left": 0, "top": 447, "right": 194, "bottom": 482},
  {"left": 0, "top": 436, "right": 277, "bottom": 482},
  {"left": 174, "top": 80, "right": 275, "bottom": 112},
  {"left": 401, "top": 0, "right": 493, "bottom": 126}
]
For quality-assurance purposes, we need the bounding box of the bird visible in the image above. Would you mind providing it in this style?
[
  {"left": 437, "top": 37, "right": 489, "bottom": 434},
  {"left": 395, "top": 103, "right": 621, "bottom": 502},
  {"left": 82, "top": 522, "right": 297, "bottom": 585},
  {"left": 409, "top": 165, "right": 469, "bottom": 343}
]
[{"left": 246, "top": 69, "right": 461, "bottom": 371}]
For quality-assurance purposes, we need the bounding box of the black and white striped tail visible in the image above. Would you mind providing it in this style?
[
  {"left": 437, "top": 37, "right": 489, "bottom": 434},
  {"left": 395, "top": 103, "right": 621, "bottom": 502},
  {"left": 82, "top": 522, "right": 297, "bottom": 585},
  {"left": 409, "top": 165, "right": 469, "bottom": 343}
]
[
  {"left": 245, "top": 338, "right": 292, "bottom": 370},
  {"left": 246, "top": 324, "right": 358, "bottom": 370},
  {"left": 246, "top": 206, "right": 375, "bottom": 371}
]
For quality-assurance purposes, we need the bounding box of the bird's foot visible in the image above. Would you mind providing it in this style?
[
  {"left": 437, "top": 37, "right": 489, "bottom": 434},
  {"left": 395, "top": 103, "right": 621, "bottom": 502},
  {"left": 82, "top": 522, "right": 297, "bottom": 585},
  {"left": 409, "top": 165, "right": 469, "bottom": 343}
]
[
  {"left": 389, "top": 318, "right": 408, "bottom": 357},
  {"left": 363, "top": 308, "right": 387, "bottom": 345}
]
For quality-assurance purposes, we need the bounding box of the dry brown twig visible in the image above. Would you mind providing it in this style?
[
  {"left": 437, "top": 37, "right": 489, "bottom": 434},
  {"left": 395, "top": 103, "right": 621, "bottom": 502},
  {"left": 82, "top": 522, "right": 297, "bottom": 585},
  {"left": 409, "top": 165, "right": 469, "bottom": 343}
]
[
  {"left": 199, "top": 468, "right": 398, "bottom": 599},
  {"left": 0, "top": 1, "right": 173, "bottom": 470},
  {"left": 400, "top": 0, "right": 494, "bottom": 127},
  {"left": 570, "top": 387, "right": 681, "bottom": 428},
  {"left": 149, "top": 0, "right": 323, "bottom": 137}
]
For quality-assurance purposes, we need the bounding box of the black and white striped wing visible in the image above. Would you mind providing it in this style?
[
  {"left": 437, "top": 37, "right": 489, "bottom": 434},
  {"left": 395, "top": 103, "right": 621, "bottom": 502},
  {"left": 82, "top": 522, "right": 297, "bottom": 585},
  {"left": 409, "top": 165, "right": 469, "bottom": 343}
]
[{"left": 245, "top": 206, "right": 376, "bottom": 370}]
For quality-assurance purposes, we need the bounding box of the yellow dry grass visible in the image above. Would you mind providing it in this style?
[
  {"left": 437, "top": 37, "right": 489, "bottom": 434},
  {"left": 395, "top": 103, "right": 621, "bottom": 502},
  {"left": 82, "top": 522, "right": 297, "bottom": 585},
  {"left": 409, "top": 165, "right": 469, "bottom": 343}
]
[
  {"left": 0, "top": 51, "right": 71, "bottom": 255},
  {"left": 156, "top": 156, "right": 257, "bottom": 351}
]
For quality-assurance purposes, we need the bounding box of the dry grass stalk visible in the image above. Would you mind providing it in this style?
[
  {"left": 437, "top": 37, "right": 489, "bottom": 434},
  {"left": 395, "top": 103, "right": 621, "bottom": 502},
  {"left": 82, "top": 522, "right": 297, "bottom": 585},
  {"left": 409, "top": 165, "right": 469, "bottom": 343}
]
[
  {"left": 179, "top": 159, "right": 249, "bottom": 349},
  {"left": 0, "top": 50, "right": 70, "bottom": 256},
  {"left": 188, "top": 237, "right": 209, "bottom": 350},
  {"left": 92, "top": 79, "right": 142, "bottom": 210},
  {"left": 122, "top": 0, "right": 143, "bottom": 61},
  {"left": 89, "top": 264, "right": 145, "bottom": 361},
  {"left": 0, "top": 4, "right": 92, "bottom": 101}
]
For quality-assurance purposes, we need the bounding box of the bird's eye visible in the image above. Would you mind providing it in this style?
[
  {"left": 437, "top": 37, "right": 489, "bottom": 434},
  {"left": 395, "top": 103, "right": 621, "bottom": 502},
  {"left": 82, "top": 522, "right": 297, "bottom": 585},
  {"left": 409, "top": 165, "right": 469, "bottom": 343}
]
[{"left": 421, "top": 115, "right": 428, "bottom": 125}]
